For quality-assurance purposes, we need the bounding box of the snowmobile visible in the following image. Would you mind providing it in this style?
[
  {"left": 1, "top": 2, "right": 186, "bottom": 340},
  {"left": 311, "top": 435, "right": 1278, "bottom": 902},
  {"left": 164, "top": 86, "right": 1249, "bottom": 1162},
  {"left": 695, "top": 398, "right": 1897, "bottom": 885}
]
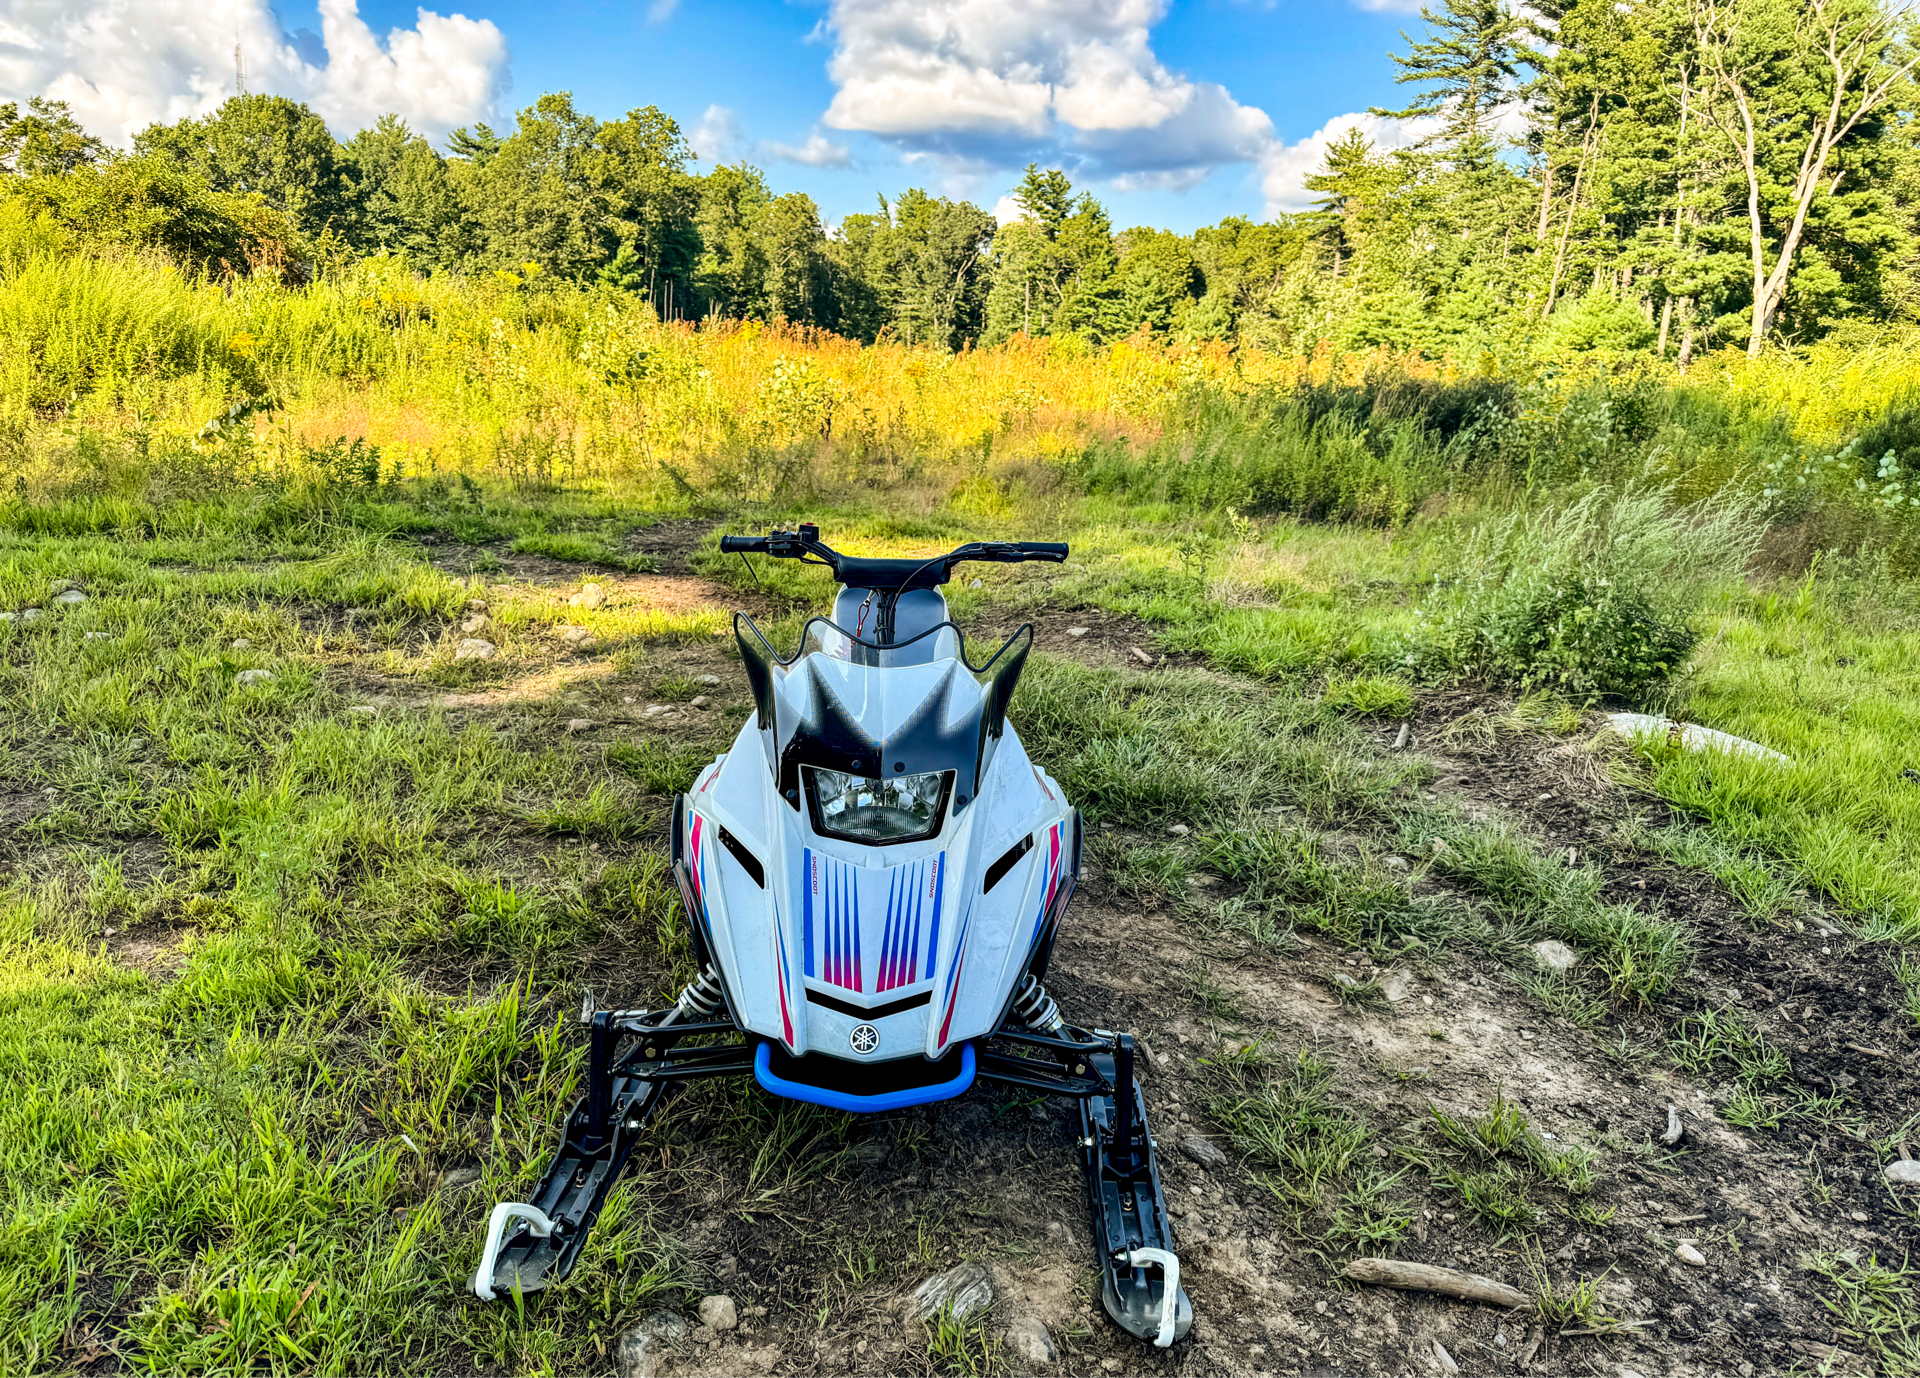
[{"left": 472, "top": 524, "right": 1193, "bottom": 1348}]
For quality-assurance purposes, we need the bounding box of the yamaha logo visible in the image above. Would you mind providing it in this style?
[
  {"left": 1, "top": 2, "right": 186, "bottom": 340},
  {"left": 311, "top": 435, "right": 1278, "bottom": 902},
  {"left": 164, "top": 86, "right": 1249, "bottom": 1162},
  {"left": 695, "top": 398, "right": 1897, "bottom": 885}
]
[{"left": 849, "top": 1023, "right": 879, "bottom": 1054}]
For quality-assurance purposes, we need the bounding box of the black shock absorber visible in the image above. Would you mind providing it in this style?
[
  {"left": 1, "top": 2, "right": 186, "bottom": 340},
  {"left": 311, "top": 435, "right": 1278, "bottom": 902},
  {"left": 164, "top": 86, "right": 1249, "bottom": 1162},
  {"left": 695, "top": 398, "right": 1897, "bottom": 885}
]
[
  {"left": 1010, "top": 974, "right": 1065, "bottom": 1035},
  {"left": 673, "top": 964, "right": 727, "bottom": 1021}
]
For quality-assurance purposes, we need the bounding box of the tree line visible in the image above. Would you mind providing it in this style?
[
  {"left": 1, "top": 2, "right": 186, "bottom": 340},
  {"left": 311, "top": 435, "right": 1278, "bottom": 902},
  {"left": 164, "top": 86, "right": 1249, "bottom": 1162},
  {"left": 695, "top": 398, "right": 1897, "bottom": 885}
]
[{"left": 3, "top": 0, "right": 1916, "bottom": 359}]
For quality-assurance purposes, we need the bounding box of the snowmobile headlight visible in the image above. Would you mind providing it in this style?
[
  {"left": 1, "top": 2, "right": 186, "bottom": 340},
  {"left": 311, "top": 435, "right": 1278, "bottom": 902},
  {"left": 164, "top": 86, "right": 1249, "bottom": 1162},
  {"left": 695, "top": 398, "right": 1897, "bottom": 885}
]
[{"left": 806, "top": 766, "right": 952, "bottom": 843}]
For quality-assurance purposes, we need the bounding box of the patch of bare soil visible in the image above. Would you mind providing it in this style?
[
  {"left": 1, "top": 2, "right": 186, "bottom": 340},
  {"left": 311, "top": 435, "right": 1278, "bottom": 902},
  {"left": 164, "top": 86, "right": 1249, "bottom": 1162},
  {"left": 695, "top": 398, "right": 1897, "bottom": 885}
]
[{"left": 623, "top": 518, "right": 724, "bottom": 575}]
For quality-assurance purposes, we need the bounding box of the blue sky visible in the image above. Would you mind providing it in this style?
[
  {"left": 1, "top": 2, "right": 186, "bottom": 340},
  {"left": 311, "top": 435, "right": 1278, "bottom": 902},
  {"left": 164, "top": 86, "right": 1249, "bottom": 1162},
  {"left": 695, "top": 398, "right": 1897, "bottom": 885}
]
[
  {"left": 276, "top": 0, "right": 1429, "bottom": 231},
  {"left": 3, "top": 0, "right": 1433, "bottom": 234}
]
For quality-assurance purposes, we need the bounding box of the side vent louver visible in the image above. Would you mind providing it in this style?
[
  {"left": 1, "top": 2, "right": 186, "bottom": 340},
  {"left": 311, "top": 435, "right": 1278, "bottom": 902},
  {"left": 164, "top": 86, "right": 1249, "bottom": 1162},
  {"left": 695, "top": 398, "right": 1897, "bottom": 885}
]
[
  {"left": 983, "top": 834, "right": 1034, "bottom": 893},
  {"left": 717, "top": 826, "right": 765, "bottom": 888}
]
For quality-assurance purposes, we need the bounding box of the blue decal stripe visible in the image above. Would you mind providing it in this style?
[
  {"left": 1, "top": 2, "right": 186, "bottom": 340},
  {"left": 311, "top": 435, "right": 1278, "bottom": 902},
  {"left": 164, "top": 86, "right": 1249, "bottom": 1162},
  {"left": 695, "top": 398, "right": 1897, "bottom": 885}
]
[
  {"left": 926, "top": 853, "right": 944, "bottom": 974},
  {"left": 803, "top": 848, "right": 815, "bottom": 978}
]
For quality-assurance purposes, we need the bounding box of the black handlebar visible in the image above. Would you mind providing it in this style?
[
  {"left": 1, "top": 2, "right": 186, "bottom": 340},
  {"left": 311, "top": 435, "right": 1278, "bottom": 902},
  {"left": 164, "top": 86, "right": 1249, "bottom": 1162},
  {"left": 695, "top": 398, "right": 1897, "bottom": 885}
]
[{"left": 718, "top": 524, "right": 1066, "bottom": 590}]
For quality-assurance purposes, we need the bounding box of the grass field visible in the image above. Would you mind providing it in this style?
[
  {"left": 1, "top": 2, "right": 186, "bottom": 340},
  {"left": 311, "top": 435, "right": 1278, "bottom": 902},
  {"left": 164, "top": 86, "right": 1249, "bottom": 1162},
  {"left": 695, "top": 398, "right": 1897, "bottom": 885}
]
[{"left": 6, "top": 243, "right": 1920, "bottom": 1373}]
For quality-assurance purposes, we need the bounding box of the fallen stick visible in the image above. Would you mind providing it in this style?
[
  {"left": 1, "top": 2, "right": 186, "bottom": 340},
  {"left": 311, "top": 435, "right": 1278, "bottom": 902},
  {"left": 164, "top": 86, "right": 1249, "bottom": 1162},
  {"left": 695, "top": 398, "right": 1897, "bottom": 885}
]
[
  {"left": 1658, "top": 1214, "right": 1708, "bottom": 1226},
  {"left": 1845, "top": 1042, "right": 1890, "bottom": 1059},
  {"left": 1660, "top": 1104, "right": 1684, "bottom": 1146},
  {"left": 1340, "top": 1258, "right": 1527, "bottom": 1308},
  {"left": 1559, "top": 1319, "right": 1655, "bottom": 1338},
  {"left": 1515, "top": 1324, "right": 1545, "bottom": 1368}
]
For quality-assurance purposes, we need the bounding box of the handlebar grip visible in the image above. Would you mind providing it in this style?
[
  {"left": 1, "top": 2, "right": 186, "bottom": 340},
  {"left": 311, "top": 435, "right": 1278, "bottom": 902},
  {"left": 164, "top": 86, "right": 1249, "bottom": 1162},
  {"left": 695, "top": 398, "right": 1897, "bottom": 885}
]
[
  {"left": 719, "top": 535, "right": 769, "bottom": 554},
  {"left": 1016, "top": 542, "right": 1069, "bottom": 560}
]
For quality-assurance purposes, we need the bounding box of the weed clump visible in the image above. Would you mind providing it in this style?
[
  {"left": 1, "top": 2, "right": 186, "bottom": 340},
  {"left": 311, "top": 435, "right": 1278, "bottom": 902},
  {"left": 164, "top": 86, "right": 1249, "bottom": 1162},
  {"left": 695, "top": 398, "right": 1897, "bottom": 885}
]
[
  {"left": 1209, "top": 1045, "right": 1411, "bottom": 1250},
  {"left": 1420, "top": 487, "right": 1762, "bottom": 702}
]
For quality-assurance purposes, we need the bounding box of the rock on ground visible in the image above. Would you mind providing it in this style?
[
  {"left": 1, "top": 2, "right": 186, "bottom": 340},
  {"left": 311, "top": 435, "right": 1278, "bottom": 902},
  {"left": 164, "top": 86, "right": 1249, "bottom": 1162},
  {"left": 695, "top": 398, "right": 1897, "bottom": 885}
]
[
  {"left": 1604, "top": 712, "right": 1789, "bottom": 764},
  {"left": 1885, "top": 1159, "right": 1920, "bottom": 1185},
  {"left": 1005, "top": 1315, "right": 1056, "bottom": 1366},
  {"left": 557, "top": 626, "right": 595, "bottom": 647},
  {"left": 698, "top": 1294, "right": 738, "bottom": 1330},
  {"left": 54, "top": 589, "right": 87, "bottom": 605},
  {"left": 566, "top": 718, "right": 598, "bottom": 733},
  {"left": 698, "top": 673, "right": 722, "bottom": 685},
  {"left": 570, "top": 583, "right": 606, "bottom": 609},
  {"left": 1181, "top": 1133, "right": 1228, "bottom": 1169},
  {"left": 235, "top": 669, "right": 274, "bottom": 687},
  {"left": 615, "top": 1310, "right": 688, "bottom": 1378},
  {"left": 454, "top": 638, "right": 496, "bottom": 661},
  {"left": 1532, "top": 939, "right": 1580, "bottom": 973},
  {"left": 909, "top": 1261, "right": 995, "bottom": 1326}
]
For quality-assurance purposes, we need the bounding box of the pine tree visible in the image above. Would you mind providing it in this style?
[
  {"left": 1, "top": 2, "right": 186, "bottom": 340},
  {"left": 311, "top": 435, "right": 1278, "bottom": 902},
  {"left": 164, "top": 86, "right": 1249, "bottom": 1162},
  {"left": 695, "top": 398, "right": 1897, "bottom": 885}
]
[{"left": 1375, "top": 0, "right": 1529, "bottom": 153}]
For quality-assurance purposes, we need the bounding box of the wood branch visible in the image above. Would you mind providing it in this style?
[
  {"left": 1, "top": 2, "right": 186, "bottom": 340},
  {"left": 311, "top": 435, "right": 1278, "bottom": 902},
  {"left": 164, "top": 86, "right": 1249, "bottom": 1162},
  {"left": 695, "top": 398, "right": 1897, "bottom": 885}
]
[{"left": 1340, "top": 1258, "right": 1528, "bottom": 1308}]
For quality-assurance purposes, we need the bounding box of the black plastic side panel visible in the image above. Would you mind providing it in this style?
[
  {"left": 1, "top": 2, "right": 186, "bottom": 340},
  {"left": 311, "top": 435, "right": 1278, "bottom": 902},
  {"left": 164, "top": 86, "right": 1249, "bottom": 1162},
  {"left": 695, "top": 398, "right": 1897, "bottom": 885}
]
[{"left": 735, "top": 614, "right": 779, "bottom": 730}]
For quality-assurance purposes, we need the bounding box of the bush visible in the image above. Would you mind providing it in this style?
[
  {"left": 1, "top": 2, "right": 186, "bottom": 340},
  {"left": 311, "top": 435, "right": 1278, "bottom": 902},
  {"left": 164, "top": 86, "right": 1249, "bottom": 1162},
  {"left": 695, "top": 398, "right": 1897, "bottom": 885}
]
[{"left": 1419, "top": 487, "right": 1762, "bottom": 702}]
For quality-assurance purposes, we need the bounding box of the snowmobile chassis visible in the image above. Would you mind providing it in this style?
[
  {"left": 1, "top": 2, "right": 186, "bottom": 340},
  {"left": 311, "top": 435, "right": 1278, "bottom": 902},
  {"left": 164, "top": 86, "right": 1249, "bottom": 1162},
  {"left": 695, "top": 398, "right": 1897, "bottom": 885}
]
[{"left": 473, "top": 812, "right": 1188, "bottom": 1347}]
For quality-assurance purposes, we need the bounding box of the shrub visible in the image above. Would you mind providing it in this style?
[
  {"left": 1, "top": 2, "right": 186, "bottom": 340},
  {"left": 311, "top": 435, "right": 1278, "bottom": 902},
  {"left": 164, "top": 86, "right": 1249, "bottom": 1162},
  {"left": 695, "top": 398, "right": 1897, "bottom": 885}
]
[{"left": 1419, "top": 486, "right": 1762, "bottom": 702}]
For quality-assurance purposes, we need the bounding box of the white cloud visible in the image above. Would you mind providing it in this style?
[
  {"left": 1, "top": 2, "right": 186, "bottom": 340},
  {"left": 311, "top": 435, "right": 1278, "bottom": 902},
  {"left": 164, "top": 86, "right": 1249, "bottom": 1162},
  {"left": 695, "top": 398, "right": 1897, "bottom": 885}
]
[
  {"left": 0, "top": 0, "right": 507, "bottom": 146},
  {"left": 762, "top": 132, "right": 854, "bottom": 168},
  {"left": 691, "top": 103, "right": 741, "bottom": 163},
  {"left": 819, "top": 0, "right": 1273, "bottom": 181},
  {"left": 1257, "top": 110, "right": 1435, "bottom": 217},
  {"left": 646, "top": 0, "right": 679, "bottom": 22}
]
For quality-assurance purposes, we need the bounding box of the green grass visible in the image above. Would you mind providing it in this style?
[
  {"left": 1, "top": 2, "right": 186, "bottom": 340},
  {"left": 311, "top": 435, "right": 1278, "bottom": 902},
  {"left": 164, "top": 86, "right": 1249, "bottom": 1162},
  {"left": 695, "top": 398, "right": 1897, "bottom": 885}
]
[
  {"left": 1405, "top": 1091, "right": 1599, "bottom": 1232},
  {"left": 1808, "top": 1251, "right": 1920, "bottom": 1377},
  {"left": 1207, "top": 1045, "right": 1411, "bottom": 1251}
]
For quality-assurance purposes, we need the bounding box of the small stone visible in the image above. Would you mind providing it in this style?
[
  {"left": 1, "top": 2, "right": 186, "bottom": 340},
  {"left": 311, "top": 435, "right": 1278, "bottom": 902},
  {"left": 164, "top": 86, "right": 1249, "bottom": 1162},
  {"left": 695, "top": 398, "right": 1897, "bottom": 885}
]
[
  {"left": 455, "top": 638, "right": 496, "bottom": 661},
  {"left": 567, "top": 718, "right": 599, "bottom": 733},
  {"left": 1675, "top": 1243, "right": 1707, "bottom": 1267},
  {"left": 571, "top": 583, "right": 606, "bottom": 610},
  {"left": 699, "top": 673, "right": 723, "bottom": 686},
  {"left": 439, "top": 1166, "right": 482, "bottom": 1192},
  {"left": 230, "top": 638, "right": 250, "bottom": 650},
  {"left": 348, "top": 705, "right": 377, "bottom": 717},
  {"left": 1382, "top": 854, "right": 1410, "bottom": 871},
  {"left": 125, "top": 738, "right": 146, "bottom": 751},
  {"left": 1886, "top": 1160, "right": 1920, "bottom": 1186},
  {"left": 48, "top": 579, "right": 73, "bottom": 593},
  {"left": 558, "top": 625, "right": 595, "bottom": 647},
  {"left": 460, "top": 614, "right": 487, "bottom": 634},
  {"left": 235, "top": 669, "right": 275, "bottom": 688},
  {"left": 1433, "top": 1340, "right": 1460, "bottom": 1375},
  {"left": 19, "top": 607, "right": 41, "bottom": 622},
  {"left": 1330, "top": 971, "right": 1361, "bottom": 990},
  {"left": 1849, "top": 1210, "right": 1870, "bottom": 1222},
  {"left": 698, "top": 1295, "right": 738, "bottom": 1331},
  {"left": 1532, "top": 939, "right": 1580, "bottom": 973},
  {"left": 1167, "top": 823, "right": 1190, "bottom": 837},
  {"left": 1066, "top": 626, "right": 1090, "bottom": 637},
  {"left": 1181, "top": 1133, "right": 1228, "bottom": 1170},
  {"left": 1005, "top": 1315, "right": 1055, "bottom": 1366},
  {"left": 690, "top": 695, "right": 711, "bottom": 708},
  {"left": 54, "top": 588, "right": 87, "bottom": 605},
  {"left": 1102, "top": 1359, "right": 1123, "bottom": 1374},
  {"left": 643, "top": 704, "right": 669, "bottom": 717},
  {"left": 615, "top": 1310, "right": 688, "bottom": 1378},
  {"left": 466, "top": 598, "right": 488, "bottom": 612},
  {"left": 1129, "top": 646, "right": 1155, "bottom": 665},
  {"left": 909, "top": 1261, "right": 995, "bottom": 1326},
  {"left": 1382, "top": 970, "right": 1416, "bottom": 1002}
]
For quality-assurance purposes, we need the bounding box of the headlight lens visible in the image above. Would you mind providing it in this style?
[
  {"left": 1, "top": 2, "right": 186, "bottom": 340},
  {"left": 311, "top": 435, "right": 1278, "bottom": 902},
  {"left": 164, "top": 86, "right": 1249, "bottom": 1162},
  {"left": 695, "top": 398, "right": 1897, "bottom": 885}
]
[{"left": 807, "top": 767, "right": 951, "bottom": 843}]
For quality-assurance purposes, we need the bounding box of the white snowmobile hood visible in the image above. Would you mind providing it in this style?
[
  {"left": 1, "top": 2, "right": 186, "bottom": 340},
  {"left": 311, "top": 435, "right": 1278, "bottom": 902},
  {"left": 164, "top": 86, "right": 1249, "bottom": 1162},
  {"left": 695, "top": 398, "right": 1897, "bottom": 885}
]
[{"left": 682, "top": 624, "right": 1074, "bottom": 1067}]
